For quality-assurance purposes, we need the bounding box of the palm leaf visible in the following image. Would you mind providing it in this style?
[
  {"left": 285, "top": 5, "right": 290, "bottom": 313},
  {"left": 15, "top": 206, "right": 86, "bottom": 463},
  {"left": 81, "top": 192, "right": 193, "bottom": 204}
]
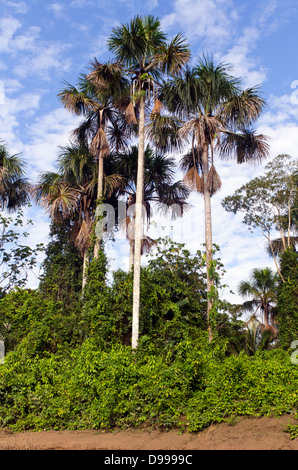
[
  {"left": 125, "top": 102, "right": 138, "bottom": 125},
  {"left": 220, "top": 86, "right": 266, "bottom": 128},
  {"left": 58, "top": 82, "right": 97, "bottom": 115},
  {"left": 90, "top": 128, "right": 110, "bottom": 157},
  {"left": 206, "top": 164, "right": 222, "bottom": 196},
  {"left": 219, "top": 129, "right": 270, "bottom": 164}
]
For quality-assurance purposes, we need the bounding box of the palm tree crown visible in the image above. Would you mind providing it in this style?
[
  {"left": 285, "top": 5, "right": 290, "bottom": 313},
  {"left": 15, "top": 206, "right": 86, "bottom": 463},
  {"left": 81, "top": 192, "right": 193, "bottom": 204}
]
[
  {"left": 0, "top": 141, "right": 30, "bottom": 212},
  {"left": 238, "top": 267, "right": 279, "bottom": 326}
]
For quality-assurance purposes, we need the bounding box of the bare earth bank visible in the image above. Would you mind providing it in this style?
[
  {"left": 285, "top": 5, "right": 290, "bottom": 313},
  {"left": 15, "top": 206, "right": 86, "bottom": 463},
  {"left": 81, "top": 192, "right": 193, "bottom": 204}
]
[{"left": 0, "top": 416, "right": 297, "bottom": 450}]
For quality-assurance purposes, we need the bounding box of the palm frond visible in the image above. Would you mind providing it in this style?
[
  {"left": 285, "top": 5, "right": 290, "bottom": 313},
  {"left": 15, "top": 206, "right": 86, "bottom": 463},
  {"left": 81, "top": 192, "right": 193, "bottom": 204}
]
[
  {"left": 90, "top": 128, "right": 110, "bottom": 157},
  {"left": 146, "top": 114, "right": 185, "bottom": 154},
  {"left": 206, "top": 164, "right": 222, "bottom": 196},
  {"left": 183, "top": 167, "right": 204, "bottom": 193},
  {"left": 219, "top": 129, "right": 270, "bottom": 164},
  {"left": 220, "top": 86, "right": 266, "bottom": 128},
  {"left": 58, "top": 82, "right": 97, "bottom": 115},
  {"left": 266, "top": 236, "right": 298, "bottom": 257},
  {"left": 152, "top": 33, "right": 191, "bottom": 76}
]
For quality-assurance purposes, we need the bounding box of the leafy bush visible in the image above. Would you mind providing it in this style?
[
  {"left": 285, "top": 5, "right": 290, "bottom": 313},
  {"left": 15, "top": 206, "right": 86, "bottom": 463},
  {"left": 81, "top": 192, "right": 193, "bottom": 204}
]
[
  {"left": 0, "top": 289, "right": 83, "bottom": 354},
  {"left": 1, "top": 335, "right": 298, "bottom": 432}
]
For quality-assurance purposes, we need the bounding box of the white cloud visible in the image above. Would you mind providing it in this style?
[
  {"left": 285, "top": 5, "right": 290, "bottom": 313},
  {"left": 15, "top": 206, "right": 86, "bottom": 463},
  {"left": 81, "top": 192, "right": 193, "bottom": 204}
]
[
  {"left": 14, "top": 42, "right": 72, "bottom": 80},
  {"left": 219, "top": 25, "right": 268, "bottom": 87},
  {"left": 69, "top": 0, "right": 95, "bottom": 7},
  {"left": 161, "top": 0, "right": 235, "bottom": 48},
  {"left": 0, "top": 91, "right": 41, "bottom": 147},
  {"left": 0, "top": 15, "right": 72, "bottom": 80},
  {"left": 22, "top": 107, "right": 81, "bottom": 177},
  {"left": 0, "top": 16, "right": 21, "bottom": 52},
  {"left": 2, "top": 1, "right": 28, "bottom": 14}
]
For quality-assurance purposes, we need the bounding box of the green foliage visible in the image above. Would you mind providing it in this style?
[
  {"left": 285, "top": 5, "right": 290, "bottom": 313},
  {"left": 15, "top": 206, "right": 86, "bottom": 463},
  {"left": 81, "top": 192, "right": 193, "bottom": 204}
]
[
  {"left": 0, "top": 238, "right": 297, "bottom": 435},
  {"left": 39, "top": 220, "right": 82, "bottom": 307},
  {"left": 277, "top": 249, "right": 298, "bottom": 349},
  {"left": 0, "top": 337, "right": 298, "bottom": 432},
  {"left": 81, "top": 237, "right": 212, "bottom": 348},
  {"left": 0, "top": 288, "right": 83, "bottom": 355}
]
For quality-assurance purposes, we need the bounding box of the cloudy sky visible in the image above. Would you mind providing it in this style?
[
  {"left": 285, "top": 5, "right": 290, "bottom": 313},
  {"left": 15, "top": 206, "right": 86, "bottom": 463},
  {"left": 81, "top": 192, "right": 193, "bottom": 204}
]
[{"left": 0, "top": 0, "right": 297, "bottom": 308}]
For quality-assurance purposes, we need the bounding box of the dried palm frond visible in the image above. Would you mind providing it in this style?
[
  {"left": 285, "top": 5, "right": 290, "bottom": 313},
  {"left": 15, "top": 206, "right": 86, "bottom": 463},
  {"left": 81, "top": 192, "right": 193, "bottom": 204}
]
[
  {"left": 90, "top": 128, "right": 110, "bottom": 157},
  {"left": 69, "top": 221, "right": 81, "bottom": 245},
  {"left": 74, "top": 219, "right": 92, "bottom": 255},
  {"left": 206, "top": 164, "right": 222, "bottom": 196},
  {"left": 125, "top": 102, "right": 138, "bottom": 125},
  {"left": 179, "top": 115, "right": 221, "bottom": 146},
  {"left": 151, "top": 98, "right": 163, "bottom": 115},
  {"left": 183, "top": 167, "right": 204, "bottom": 193},
  {"left": 141, "top": 236, "right": 157, "bottom": 255}
]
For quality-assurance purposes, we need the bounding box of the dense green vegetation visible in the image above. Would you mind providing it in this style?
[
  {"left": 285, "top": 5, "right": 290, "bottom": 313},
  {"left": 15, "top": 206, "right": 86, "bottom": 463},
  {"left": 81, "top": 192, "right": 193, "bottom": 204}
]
[{"left": 0, "top": 15, "right": 297, "bottom": 439}]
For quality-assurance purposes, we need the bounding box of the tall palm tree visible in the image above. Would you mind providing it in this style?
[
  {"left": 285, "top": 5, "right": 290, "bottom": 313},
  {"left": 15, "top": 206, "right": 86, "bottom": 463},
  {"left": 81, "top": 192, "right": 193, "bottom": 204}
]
[
  {"left": 34, "top": 145, "right": 93, "bottom": 290},
  {"left": 108, "top": 14, "right": 190, "bottom": 349},
  {"left": 113, "top": 145, "right": 190, "bottom": 270},
  {"left": 35, "top": 142, "right": 124, "bottom": 290},
  {"left": 238, "top": 267, "right": 279, "bottom": 327},
  {"left": 58, "top": 62, "right": 130, "bottom": 257},
  {"left": 0, "top": 141, "right": 30, "bottom": 212},
  {"left": 159, "top": 56, "right": 270, "bottom": 341}
]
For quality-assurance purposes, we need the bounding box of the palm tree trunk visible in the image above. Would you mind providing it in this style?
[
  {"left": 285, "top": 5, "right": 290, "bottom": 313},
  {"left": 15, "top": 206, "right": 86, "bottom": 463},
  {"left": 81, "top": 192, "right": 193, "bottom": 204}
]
[
  {"left": 129, "top": 241, "right": 134, "bottom": 272},
  {"left": 94, "top": 150, "right": 104, "bottom": 259},
  {"left": 202, "top": 142, "right": 214, "bottom": 342},
  {"left": 263, "top": 303, "right": 269, "bottom": 326},
  {"left": 132, "top": 93, "right": 146, "bottom": 350},
  {"left": 82, "top": 249, "right": 89, "bottom": 291}
]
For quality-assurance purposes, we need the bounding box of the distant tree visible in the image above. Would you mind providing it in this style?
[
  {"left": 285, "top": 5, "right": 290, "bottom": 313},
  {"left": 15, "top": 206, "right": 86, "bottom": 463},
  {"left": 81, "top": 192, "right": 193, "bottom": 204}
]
[
  {"left": 238, "top": 267, "right": 279, "bottom": 354},
  {"left": 222, "top": 154, "right": 298, "bottom": 281},
  {"left": 38, "top": 220, "right": 83, "bottom": 306}
]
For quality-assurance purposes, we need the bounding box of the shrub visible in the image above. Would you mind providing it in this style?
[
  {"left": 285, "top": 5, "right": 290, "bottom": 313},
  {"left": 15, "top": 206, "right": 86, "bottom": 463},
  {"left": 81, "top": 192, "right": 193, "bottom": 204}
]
[{"left": 1, "top": 336, "right": 298, "bottom": 432}]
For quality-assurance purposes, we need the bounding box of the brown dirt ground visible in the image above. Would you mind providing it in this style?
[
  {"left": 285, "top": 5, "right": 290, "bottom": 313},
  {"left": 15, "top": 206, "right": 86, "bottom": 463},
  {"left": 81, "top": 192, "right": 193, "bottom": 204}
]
[{"left": 0, "top": 415, "right": 298, "bottom": 450}]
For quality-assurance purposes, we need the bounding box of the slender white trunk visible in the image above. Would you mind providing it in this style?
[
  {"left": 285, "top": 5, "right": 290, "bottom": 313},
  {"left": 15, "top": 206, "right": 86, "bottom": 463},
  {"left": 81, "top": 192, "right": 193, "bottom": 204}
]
[
  {"left": 82, "top": 250, "right": 89, "bottom": 291},
  {"left": 202, "top": 143, "right": 214, "bottom": 342},
  {"left": 129, "top": 242, "right": 134, "bottom": 272},
  {"left": 131, "top": 94, "right": 145, "bottom": 350},
  {"left": 94, "top": 150, "right": 104, "bottom": 259}
]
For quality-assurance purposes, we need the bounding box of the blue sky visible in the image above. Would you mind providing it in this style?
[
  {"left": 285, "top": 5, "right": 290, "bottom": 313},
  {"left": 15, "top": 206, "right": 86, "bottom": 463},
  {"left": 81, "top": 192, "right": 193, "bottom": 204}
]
[{"left": 0, "top": 0, "right": 298, "bottom": 308}]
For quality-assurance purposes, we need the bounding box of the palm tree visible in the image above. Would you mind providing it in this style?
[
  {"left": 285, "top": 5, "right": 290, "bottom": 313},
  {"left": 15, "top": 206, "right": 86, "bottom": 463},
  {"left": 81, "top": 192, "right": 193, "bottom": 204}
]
[
  {"left": 35, "top": 142, "right": 124, "bottom": 290},
  {"left": 58, "top": 62, "right": 130, "bottom": 257},
  {"left": 0, "top": 141, "right": 30, "bottom": 212},
  {"left": 108, "top": 14, "right": 190, "bottom": 349},
  {"left": 112, "top": 145, "right": 190, "bottom": 270},
  {"left": 238, "top": 267, "right": 279, "bottom": 327},
  {"left": 159, "top": 56, "right": 270, "bottom": 341},
  {"left": 35, "top": 143, "right": 98, "bottom": 290}
]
